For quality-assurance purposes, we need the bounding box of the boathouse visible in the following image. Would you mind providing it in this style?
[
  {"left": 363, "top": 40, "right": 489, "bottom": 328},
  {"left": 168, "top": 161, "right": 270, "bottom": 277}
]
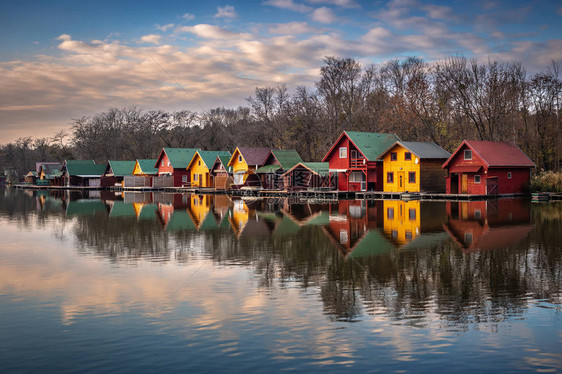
[
  {"left": 255, "top": 149, "right": 303, "bottom": 190},
  {"left": 154, "top": 148, "right": 199, "bottom": 188},
  {"left": 227, "top": 147, "right": 271, "bottom": 189},
  {"left": 210, "top": 155, "right": 233, "bottom": 191},
  {"left": 102, "top": 160, "right": 136, "bottom": 187},
  {"left": 187, "top": 150, "right": 231, "bottom": 188},
  {"left": 61, "top": 160, "right": 106, "bottom": 187},
  {"left": 38, "top": 163, "right": 62, "bottom": 186},
  {"left": 124, "top": 159, "right": 158, "bottom": 188},
  {"left": 322, "top": 131, "right": 400, "bottom": 191},
  {"left": 281, "top": 162, "right": 331, "bottom": 191},
  {"left": 442, "top": 140, "right": 535, "bottom": 195},
  {"left": 380, "top": 141, "right": 450, "bottom": 193}
]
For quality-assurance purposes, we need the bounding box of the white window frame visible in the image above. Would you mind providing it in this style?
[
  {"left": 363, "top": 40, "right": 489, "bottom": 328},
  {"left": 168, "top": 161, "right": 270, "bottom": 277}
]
[
  {"left": 339, "top": 229, "right": 348, "bottom": 244},
  {"left": 474, "top": 175, "right": 481, "bottom": 184},
  {"left": 193, "top": 174, "right": 198, "bottom": 181},
  {"left": 238, "top": 155, "right": 243, "bottom": 163},
  {"left": 339, "top": 147, "right": 347, "bottom": 158},
  {"left": 182, "top": 175, "right": 188, "bottom": 183},
  {"left": 464, "top": 149, "right": 472, "bottom": 160},
  {"left": 507, "top": 172, "right": 512, "bottom": 179},
  {"left": 349, "top": 171, "right": 363, "bottom": 183}
]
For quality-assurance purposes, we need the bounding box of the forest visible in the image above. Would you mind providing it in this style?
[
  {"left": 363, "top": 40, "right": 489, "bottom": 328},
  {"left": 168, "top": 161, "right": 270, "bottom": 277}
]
[{"left": 1, "top": 55, "right": 560, "bottom": 179}]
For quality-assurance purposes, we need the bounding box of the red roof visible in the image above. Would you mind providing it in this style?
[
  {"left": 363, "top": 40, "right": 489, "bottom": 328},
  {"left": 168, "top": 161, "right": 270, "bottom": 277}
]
[{"left": 444, "top": 140, "right": 535, "bottom": 168}]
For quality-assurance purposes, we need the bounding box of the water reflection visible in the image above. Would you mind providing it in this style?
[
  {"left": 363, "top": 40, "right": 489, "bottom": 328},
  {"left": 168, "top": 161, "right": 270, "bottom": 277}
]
[{"left": 0, "top": 188, "right": 560, "bottom": 372}]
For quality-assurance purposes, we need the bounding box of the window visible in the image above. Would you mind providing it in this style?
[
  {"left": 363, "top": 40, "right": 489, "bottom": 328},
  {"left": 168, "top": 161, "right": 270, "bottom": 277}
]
[
  {"left": 387, "top": 207, "right": 394, "bottom": 219},
  {"left": 474, "top": 209, "right": 481, "bottom": 219},
  {"left": 507, "top": 172, "right": 512, "bottom": 179},
  {"left": 409, "top": 208, "right": 416, "bottom": 221},
  {"left": 238, "top": 155, "right": 243, "bottom": 163},
  {"left": 405, "top": 231, "right": 412, "bottom": 240},
  {"left": 391, "top": 230, "right": 398, "bottom": 238},
  {"left": 198, "top": 160, "right": 201, "bottom": 166},
  {"left": 408, "top": 172, "right": 416, "bottom": 183},
  {"left": 339, "top": 147, "right": 347, "bottom": 158},
  {"left": 390, "top": 152, "right": 397, "bottom": 161},
  {"left": 387, "top": 172, "right": 394, "bottom": 183},
  {"left": 339, "top": 230, "right": 348, "bottom": 244},
  {"left": 193, "top": 174, "right": 198, "bottom": 181},
  {"left": 464, "top": 149, "right": 472, "bottom": 160},
  {"left": 404, "top": 152, "right": 412, "bottom": 161},
  {"left": 182, "top": 175, "right": 188, "bottom": 183},
  {"left": 474, "top": 175, "right": 481, "bottom": 184},
  {"left": 349, "top": 172, "right": 363, "bottom": 182}
]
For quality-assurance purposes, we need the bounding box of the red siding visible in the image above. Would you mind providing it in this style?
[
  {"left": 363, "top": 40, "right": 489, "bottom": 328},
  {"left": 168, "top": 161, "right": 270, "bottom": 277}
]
[
  {"left": 157, "top": 153, "right": 173, "bottom": 175},
  {"left": 487, "top": 168, "right": 530, "bottom": 194}
]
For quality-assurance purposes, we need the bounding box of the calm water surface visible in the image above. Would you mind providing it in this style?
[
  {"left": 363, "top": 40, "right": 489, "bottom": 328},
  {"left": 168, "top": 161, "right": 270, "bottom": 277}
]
[{"left": 0, "top": 189, "right": 560, "bottom": 373}]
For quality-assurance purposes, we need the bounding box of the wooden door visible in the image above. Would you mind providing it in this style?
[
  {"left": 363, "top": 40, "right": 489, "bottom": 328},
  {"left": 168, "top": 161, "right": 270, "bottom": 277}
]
[
  {"left": 397, "top": 172, "right": 405, "bottom": 192},
  {"left": 461, "top": 174, "right": 468, "bottom": 194}
]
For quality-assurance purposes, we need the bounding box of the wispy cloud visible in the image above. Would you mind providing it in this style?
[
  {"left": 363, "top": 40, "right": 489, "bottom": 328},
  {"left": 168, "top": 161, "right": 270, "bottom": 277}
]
[
  {"left": 308, "top": 0, "right": 359, "bottom": 8},
  {"left": 311, "top": 7, "right": 339, "bottom": 24},
  {"left": 182, "top": 13, "right": 195, "bottom": 20},
  {"left": 264, "top": 0, "right": 312, "bottom": 13},
  {"left": 268, "top": 21, "right": 318, "bottom": 34},
  {"left": 140, "top": 34, "right": 162, "bottom": 45},
  {"left": 215, "top": 5, "right": 237, "bottom": 18}
]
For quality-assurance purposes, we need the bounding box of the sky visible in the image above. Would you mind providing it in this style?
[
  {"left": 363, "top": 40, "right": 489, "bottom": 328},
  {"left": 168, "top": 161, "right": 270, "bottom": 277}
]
[{"left": 0, "top": 0, "right": 561, "bottom": 143}]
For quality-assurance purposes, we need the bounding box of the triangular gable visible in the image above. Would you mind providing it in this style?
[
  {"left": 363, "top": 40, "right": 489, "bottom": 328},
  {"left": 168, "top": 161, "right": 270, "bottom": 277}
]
[
  {"left": 227, "top": 147, "right": 243, "bottom": 167},
  {"left": 155, "top": 148, "right": 199, "bottom": 169},
  {"left": 379, "top": 141, "right": 450, "bottom": 160},
  {"left": 442, "top": 140, "right": 487, "bottom": 169},
  {"left": 321, "top": 131, "right": 400, "bottom": 162}
]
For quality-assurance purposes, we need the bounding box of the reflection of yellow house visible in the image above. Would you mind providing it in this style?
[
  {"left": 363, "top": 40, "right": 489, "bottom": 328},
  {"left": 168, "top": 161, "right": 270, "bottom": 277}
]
[
  {"left": 187, "top": 151, "right": 230, "bottom": 188},
  {"left": 187, "top": 194, "right": 213, "bottom": 228},
  {"left": 381, "top": 141, "right": 450, "bottom": 193},
  {"left": 383, "top": 200, "right": 421, "bottom": 245},
  {"left": 229, "top": 199, "right": 250, "bottom": 236}
]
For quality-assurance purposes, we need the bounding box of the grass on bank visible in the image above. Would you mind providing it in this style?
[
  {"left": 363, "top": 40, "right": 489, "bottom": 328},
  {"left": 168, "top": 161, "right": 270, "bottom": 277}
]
[{"left": 530, "top": 171, "right": 562, "bottom": 193}]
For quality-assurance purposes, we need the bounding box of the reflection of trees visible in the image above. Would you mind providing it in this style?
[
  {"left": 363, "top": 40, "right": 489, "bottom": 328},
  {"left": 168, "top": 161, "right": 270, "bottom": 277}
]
[{"left": 3, "top": 189, "right": 561, "bottom": 325}]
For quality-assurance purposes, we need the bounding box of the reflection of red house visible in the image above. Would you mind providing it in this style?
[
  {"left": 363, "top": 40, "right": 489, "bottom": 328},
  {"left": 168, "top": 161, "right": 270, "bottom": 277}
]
[
  {"left": 322, "top": 131, "right": 400, "bottom": 191},
  {"left": 443, "top": 140, "right": 535, "bottom": 195},
  {"left": 444, "top": 199, "right": 533, "bottom": 252}
]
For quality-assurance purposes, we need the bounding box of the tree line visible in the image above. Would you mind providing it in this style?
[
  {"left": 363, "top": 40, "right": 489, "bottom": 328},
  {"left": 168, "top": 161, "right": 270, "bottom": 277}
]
[{"left": 1, "top": 55, "right": 560, "bottom": 179}]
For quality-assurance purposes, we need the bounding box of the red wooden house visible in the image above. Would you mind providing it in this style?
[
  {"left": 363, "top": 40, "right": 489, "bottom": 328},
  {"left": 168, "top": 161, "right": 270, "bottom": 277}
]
[
  {"left": 322, "top": 131, "right": 400, "bottom": 191},
  {"left": 443, "top": 140, "right": 535, "bottom": 195},
  {"left": 154, "top": 148, "right": 199, "bottom": 187}
]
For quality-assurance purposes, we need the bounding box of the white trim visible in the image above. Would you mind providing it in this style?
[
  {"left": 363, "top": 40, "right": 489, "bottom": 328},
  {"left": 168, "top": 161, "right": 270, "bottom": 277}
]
[{"left": 329, "top": 169, "right": 347, "bottom": 172}]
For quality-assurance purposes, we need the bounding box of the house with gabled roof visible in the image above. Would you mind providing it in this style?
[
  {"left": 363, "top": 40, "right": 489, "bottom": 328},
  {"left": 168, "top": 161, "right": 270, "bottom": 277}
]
[
  {"left": 442, "top": 140, "right": 535, "bottom": 195},
  {"left": 227, "top": 147, "right": 271, "bottom": 189},
  {"left": 280, "top": 162, "right": 332, "bottom": 191},
  {"left": 380, "top": 141, "right": 450, "bottom": 193},
  {"left": 154, "top": 148, "right": 200, "bottom": 187},
  {"left": 123, "top": 159, "right": 158, "bottom": 188},
  {"left": 187, "top": 150, "right": 231, "bottom": 188},
  {"left": 255, "top": 149, "right": 303, "bottom": 190},
  {"left": 61, "top": 160, "right": 106, "bottom": 187},
  {"left": 102, "top": 160, "right": 136, "bottom": 187},
  {"left": 38, "top": 163, "right": 62, "bottom": 186},
  {"left": 322, "top": 131, "right": 400, "bottom": 191},
  {"left": 210, "top": 155, "right": 233, "bottom": 191}
]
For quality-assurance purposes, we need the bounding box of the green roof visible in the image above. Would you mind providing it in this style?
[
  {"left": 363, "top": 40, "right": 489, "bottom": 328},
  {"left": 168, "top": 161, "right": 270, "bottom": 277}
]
[
  {"left": 345, "top": 131, "right": 400, "bottom": 161},
  {"left": 400, "top": 232, "right": 450, "bottom": 251},
  {"left": 165, "top": 210, "right": 196, "bottom": 232},
  {"left": 65, "top": 160, "right": 106, "bottom": 177},
  {"left": 195, "top": 150, "right": 231, "bottom": 169},
  {"left": 304, "top": 211, "right": 330, "bottom": 226},
  {"left": 66, "top": 200, "right": 107, "bottom": 216},
  {"left": 162, "top": 148, "right": 200, "bottom": 169},
  {"left": 107, "top": 161, "right": 136, "bottom": 177},
  {"left": 109, "top": 201, "right": 136, "bottom": 218},
  {"left": 138, "top": 204, "right": 158, "bottom": 220},
  {"left": 302, "top": 162, "right": 330, "bottom": 176},
  {"left": 271, "top": 149, "right": 303, "bottom": 170},
  {"left": 348, "top": 229, "right": 395, "bottom": 259},
  {"left": 217, "top": 155, "right": 231, "bottom": 170},
  {"left": 199, "top": 213, "right": 218, "bottom": 230},
  {"left": 255, "top": 164, "right": 281, "bottom": 174},
  {"left": 137, "top": 159, "right": 158, "bottom": 175},
  {"left": 273, "top": 216, "right": 301, "bottom": 236}
]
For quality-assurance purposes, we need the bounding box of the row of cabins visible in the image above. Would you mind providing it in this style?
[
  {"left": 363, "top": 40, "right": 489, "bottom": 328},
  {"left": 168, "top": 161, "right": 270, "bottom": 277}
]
[{"left": 28, "top": 131, "right": 535, "bottom": 195}]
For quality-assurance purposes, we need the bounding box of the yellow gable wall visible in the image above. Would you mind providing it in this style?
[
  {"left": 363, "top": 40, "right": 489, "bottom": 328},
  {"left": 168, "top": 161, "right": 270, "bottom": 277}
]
[
  {"left": 188, "top": 153, "right": 212, "bottom": 188},
  {"left": 383, "top": 200, "right": 420, "bottom": 245},
  {"left": 382, "top": 144, "right": 421, "bottom": 192},
  {"left": 133, "top": 161, "right": 145, "bottom": 176},
  {"left": 229, "top": 148, "right": 249, "bottom": 173}
]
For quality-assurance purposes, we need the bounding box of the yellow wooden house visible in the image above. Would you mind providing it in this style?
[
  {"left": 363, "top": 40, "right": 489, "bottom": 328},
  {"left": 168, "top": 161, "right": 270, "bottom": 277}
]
[
  {"left": 227, "top": 147, "right": 271, "bottom": 188},
  {"left": 381, "top": 141, "right": 450, "bottom": 193},
  {"left": 187, "top": 150, "right": 230, "bottom": 188}
]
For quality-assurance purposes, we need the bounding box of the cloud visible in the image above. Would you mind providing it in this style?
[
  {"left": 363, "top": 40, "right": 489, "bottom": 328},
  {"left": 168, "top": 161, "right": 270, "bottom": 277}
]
[
  {"left": 140, "top": 34, "right": 162, "bottom": 45},
  {"left": 263, "top": 0, "right": 312, "bottom": 13},
  {"left": 308, "top": 0, "right": 359, "bottom": 8},
  {"left": 182, "top": 13, "right": 195, "bottom": 20},
  {"left": 215, "top": 5, "right": 236, "bottom": 18},
  {"left": 156, "top": 23, "right": 175, "bottom": 32},
  {"left": 177, "top": 24, "right": 250, "bottom": 40},
  {"left": 311, "top": 7, "right": 338, "bottom": 24},
  {"left": 268, "top": 21, "right": 318, "bottom": 35}
]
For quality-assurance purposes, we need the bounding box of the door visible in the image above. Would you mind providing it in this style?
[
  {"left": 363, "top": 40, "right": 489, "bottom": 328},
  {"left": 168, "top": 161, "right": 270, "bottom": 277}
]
[
  {"left": 397, "top": 172, "right": 405, "bottom": 192},
  {"left": 360, "top": 173, "right": 366, "bottom": 191},
  {"left": 461, "top": 174, "right": 468, "bottom": 194}
]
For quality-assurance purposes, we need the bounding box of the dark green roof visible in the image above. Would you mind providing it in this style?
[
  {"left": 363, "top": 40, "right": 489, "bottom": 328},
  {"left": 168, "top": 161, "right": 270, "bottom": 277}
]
[
  {"left": 199, "top": 213, "right": 219, "bottom": 230},
  {"left": 345, "top": 131, "right": 400, "bottom": 161},
  {"left": 162, "top": 148, "right": 200, "bottom": 169},
  {"left": 255, "top": 164, "right": 281, "bottom": 174},
  {"left": 303, "top": 162, "right": 330, "bottom": 176},
  {"left": 271, "top": 149, "right": 303, "bottom": 170},
  {"left": 273, "top": 216, "right": 301, "bottom": 236},
  {"left": 195, "top": 150, "right": 231, "bottom": 169},
  {"left": 137, "top": 159, "right": 158, "bottom": 175},
  {"left": 66, "top": 200, "right": 107, "bottom": 216},
  {"left": 165, "top": 210, "right": 196, "bottom": 232},
  {"left": 107, "top": 161, "right": 136, "bottom": 177},
  {"left": 65, "top": 160, "right": 106, "bottom": 177},
  {"left": 304, "top": 211, "right": 330, "bottom": 226},
  {"left": 109, "top": 201, "right": 136, "bottom": 218},
  {"left": 400, "top": 232, "right": 450, "bottom": 251},
  {"left": 348, "top": 229, "right": 395, "bottom": 259},
  {"left": 138, "top": 204, "right": 158, "bottom": 220}
]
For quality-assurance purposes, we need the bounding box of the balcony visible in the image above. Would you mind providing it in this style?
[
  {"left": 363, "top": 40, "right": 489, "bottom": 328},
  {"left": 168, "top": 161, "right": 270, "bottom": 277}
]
[{"left": 350, "top": 158, "right": 367, "bottom": 169}]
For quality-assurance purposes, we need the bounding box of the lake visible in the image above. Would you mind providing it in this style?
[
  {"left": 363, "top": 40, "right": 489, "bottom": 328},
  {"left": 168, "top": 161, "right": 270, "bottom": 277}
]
[{"left": 0, "top": 188, "right": 560, "bottom": 373}]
